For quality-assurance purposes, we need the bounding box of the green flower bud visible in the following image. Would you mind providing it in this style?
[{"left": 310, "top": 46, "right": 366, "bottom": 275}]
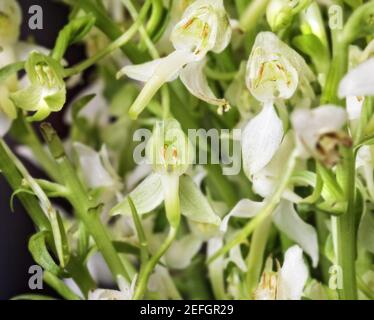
[
  {"left": 266, "top": 0, "right": 312, "bottom": 32},
  {"left": 0, "top": 0, "right": 22, "bottom": 46},
  {"left": 10, "top": 51, "right": 66, "bottom": 121}
]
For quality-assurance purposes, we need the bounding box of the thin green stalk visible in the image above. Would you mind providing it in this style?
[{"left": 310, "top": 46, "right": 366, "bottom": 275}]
[
  {"left": 209, "top": 150, "right": 298, "bottom": 263},
  {"left": 133, "top": 226, "right": 178, "bottom": 300},
  {"left": 239, "top": 0, "right": 271, "bottom": 32},
  {"left": 44, "top": 271, "right": 81, "bottom": 300},
  {"left": 12, "top": 116, "right": 62, "bottom": 182},
  {"left": 74, "top": 0, "right": 149, "bottom": 63},
  {"left": 321, "top": 22, "right": 358, "bottom": 299},
  {"left": 246, "top": 215, "right": 272, "bottom": 299},
  {"left": 40, "top": 124, "right": 132, "bottom": 283},
  {"left": 0, "top": 142, "right": 96, "bottom": 296},
  {"left": 336, "top": 148, "right": 358, "bottom": 300},
  {"left": 120, "top": 0, "right": 170, "bottom": 119},
  {"left": 63, "top": 0, "right": 152, "bottom": 77}
]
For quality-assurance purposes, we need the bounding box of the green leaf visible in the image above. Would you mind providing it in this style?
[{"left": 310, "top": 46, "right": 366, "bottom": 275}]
[
  {"left": 112, "top": 241, "right": 140, "bottom": 255},
  {"left": 28, "top": 231, "right": 65, "bottom": 276},
  {"left": 292, "top": 34, "right": 329, "bottom": 74},
  {"left": 0, "top": 61, "right": 25, "bottom": 82},
  {"left": 10, "top": 188, "right": 36, "bottom": 212},
  {"left": 52, "top": 14, "right": 96, "bottom": 60}
]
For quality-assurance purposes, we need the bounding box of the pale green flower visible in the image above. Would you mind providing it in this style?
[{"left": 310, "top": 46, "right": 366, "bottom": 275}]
[
  {"left": 266, "top": 0, "right": 312, "bottom": 32},
  {"left": 0, "top": 0, "right": 22, "bottom": 47},
  {"left": 10, "top": 51, "right": 67, "bottom": 121}
]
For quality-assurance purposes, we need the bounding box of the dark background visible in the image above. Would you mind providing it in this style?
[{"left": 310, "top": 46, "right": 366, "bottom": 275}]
[{"left": 0, "top": 0, "right": 85, "bottom": 299}]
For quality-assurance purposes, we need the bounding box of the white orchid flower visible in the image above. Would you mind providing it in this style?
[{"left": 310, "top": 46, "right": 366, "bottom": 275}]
[
  {"left": 118, "top": 0, "right": 232, "bottom": 119},
  {"left": 291, "top": 105, "right": 350, "bottom": 167},
  {"left": 243, "top": 32, "right": 315, "bottom": 177},
  {"left": 111, "top": 119, "right": 220, "bottom": 228},
  {"left": 89, "top": 276, "right": 136, "bottom": 300},
  {"left": 253, "top": 245, "right": 308, "bottom": 300},
  {"left": 339, "top": 40, "right": 374, "bottom": 121}
]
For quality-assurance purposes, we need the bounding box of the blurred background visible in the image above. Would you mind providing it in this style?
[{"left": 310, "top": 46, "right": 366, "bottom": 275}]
[{"left": 0, "top": 0, "right": 86, "bottom": 299}]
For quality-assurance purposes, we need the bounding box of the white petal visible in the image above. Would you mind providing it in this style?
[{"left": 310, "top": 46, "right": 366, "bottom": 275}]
[
  {"left": 339, "top": 58, "right": 374, "bottom": 98},
  {"left": 88, "top": 289, "right": 129, "bottom": 300},
  {"left": 111, "top": 173, "right": 164, "bottom": 216},
  {"left": 118, "top": 50, "right": 192, "bottom": 82},
  {"left": 74, "top": 142, "right": 114, "bottom": 188},
  {"left": 165, "top": 234, "right": 203, "bottom": 269},
  {"left": 252, "top": 131, "right": 295, "bottom": 197},
  {"left": 220, "top": 199, "right": 264, "bottom": 232},
  {"left": 277, "top": 245, "right": 308, "bottom": 300},
  {"left": 0, "top": 110, "right": 12, "bottom": 137},
  {"left": 242, "top": 103, "right": 284, "bottom": 177},
  {"left": 117, "top": 58, "right": 165, "bottom": 82},
  {"left": 346, "top": 96, "right": 365, "bottom": 121},
  {"left": 87, "top": 252, "right": 114, "bottom": 286},
  {"left": 291, "top": 105, "right": 347, "bottom": 157},
  {"left": 273, "top": 201, "right": 319, "bottom": 267},
  {"left": 180, "top": 175, "right": 221, "bottom": 225},
  {"left": 179, "top": 59, "right": 229, "bottom": 107}
]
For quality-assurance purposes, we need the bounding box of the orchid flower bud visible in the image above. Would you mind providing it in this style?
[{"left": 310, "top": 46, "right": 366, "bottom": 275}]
[
  {"left": 291, "top": 105, "right": 351, "bottom": 167},
  {"left": 266, "top": 0, "right": 312, "bottom": 32},
  {"left": 254, "top": 246, "right": 308, "bottom": 300},
  {"left": 10, "top": 51, "right": 67, "bottom": 121},
  {"left": 0, "top": 0, "right": 22, "bottom": 47},
  {"left": 118, "top": 0, "right": 232, "bottom": 119}
]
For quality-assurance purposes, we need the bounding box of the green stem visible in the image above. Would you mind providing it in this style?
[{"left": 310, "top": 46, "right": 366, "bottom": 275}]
[
  {"left": 336, "top": 148, "right": 358, "bottom": 300},
  {"left": 209, "top": 150, "right": 298, "bottom": 263},
  {"left": 239, "top": 0, "right": 271, "bottom": 32},
  {"left": 64, "top": 0, "right": 152, "bottom": 77},
  {"left": 44, "top": 271, "right": 81, "bottom": 300},
  {"left": 75, "top": 0, "right": 149, "bottom": 63},
  {"left": 12, "top": 116, "right": 62, "bottom": 182},
  {"left": 0, "top": 140, "right": 96, "bottom": 296},
  {"left": 40, "top": 124, "right": 132, "bottom": 283},
  {"left": 120, "top": 0, "right": 170, "bottom": 119},
  {"left": 133, "top": 226, "right": 178, "bottom": 300},
  {"left": 321, "top": 23, "right": 358, "bottom": 299},
  {"left": 246, "top": 215, "right": 272, "bottom": 299}
]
